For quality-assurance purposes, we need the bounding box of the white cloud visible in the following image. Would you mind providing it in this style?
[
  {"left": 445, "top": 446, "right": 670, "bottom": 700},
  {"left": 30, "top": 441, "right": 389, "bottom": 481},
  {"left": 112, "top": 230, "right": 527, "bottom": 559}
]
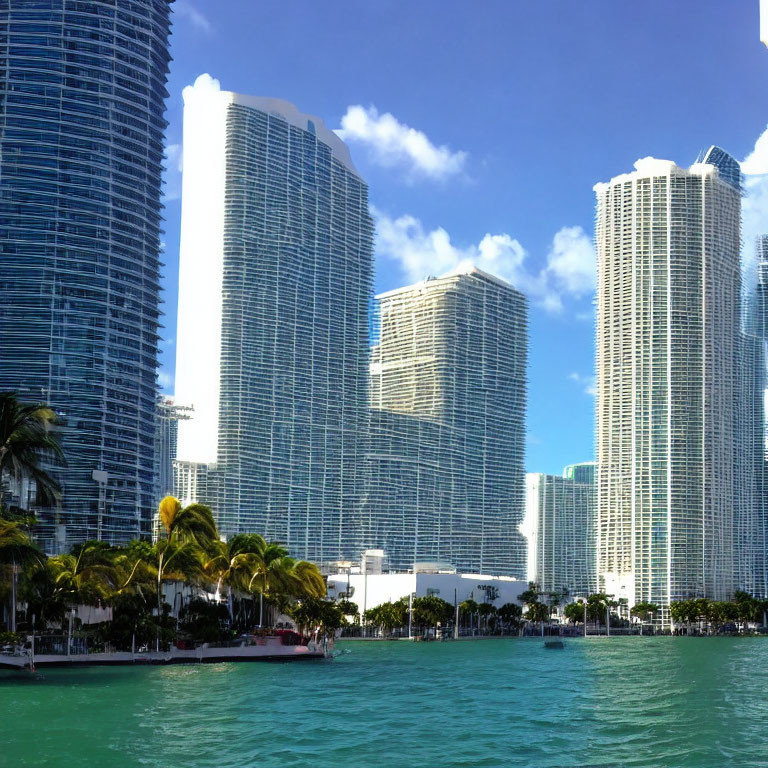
[
  {"left": 741, "top": 126, "right": 768, "bottom": 286},
  {"left": 373, "top": 208, "right": 594, "bottom": 313},
  {"left": 545, "top": 226, "right": 595, "bottom": 297},
  {"left": 568, "top": 372, "right": 596, "bottom": 396},
  {"left": 174, "top": 0, "right": 212, "bottom": 32},
  {"left": 337, "top": 105, "right": 466, "bottom": 180}
]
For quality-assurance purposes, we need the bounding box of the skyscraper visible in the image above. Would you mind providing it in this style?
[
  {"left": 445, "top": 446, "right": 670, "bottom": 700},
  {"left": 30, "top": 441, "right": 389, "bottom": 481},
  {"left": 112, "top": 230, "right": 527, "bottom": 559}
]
[
  {"left": 361, "top": 267, "right": 528, "bottom": 576},
  {"left": 595, "top": 149, "right": 742, "bottom": 616},
  {"left": 0, "top": 1, "right": 172, "bottom": 549},
  {"left": 174, "top": 76, "right": 373, "bottom": 563},
  {"left": 526, "top": 462, "right": 596, "bottom": 596},
  {"left": 737, "top": 236, "right": 768, "bottom": 599}
]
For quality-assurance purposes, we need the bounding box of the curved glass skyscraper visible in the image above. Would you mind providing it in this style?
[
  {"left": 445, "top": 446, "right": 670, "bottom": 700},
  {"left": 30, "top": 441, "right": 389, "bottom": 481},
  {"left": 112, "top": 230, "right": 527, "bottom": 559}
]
[{"left": 0, "top": 1, "right": 172, "bottom": 549}]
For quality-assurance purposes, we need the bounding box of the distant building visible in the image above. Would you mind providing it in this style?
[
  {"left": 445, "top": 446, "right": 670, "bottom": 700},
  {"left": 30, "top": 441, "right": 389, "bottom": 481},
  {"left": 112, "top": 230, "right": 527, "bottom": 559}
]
[
  {"left": 173, "top": 460, "right": 217, "bottom": 511},
  {"left": 361, "top": 267, "right": 528, "bottom": 577},
  {"left": 0, "top": 1, "right": 172, "bottom": 550},
  {"left": 153, "top": 398, "right": 192, "bottom": 501},
  {"left": 173, "top": 76, "right": 373, "bottom": 562},
  {"left": 737, "top": 236, "right": 768, "bottom": 599},
  {"left": 326, "top": 569, "right": 527, "bottom": 617},
  {"left": 526, "top": 463, "right": 596, "bottom": 597},
  {"left": 595, "top": 149, "right": 741, "bottom": 613}
]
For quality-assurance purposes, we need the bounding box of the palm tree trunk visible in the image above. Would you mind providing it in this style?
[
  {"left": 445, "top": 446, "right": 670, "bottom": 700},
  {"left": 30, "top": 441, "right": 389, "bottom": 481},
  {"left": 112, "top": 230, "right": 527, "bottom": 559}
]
[
  {"left": 259, "top": 592, "right": 263, "bottom": 628},
  {"left": 156, "top": 551, "right": 164, "bottom": 653},
  {"left": 10, "top": 559, "right": 16, "bottom": 633}
]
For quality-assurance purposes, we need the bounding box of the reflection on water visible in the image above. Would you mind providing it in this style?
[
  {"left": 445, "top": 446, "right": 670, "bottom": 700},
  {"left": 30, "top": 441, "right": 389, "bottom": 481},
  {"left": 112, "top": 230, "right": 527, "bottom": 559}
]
[{"left": 2, "top": 638, "right": 768, "bottom": 767}]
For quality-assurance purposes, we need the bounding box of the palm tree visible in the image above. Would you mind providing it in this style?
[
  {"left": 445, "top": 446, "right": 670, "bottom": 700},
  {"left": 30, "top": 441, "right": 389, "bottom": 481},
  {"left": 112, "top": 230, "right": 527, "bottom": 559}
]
[
  {"left": 525, "top": 600, "right": 549, "bottom": 636},
  {"left": 247, "top": 551, "right": 326, "bottom": 629},
  {"left": 0, "top": 392, "right": 64, "bottom": 509},
  {"left": 459, "top": 599, "right": 479, "bottom": 633},
  {"left": 245, "top": 540, "right": 288, "bottom": 627},
  {"left": 204, "top": 539, "right": 261, "bottom": 624},
  {"left": 498, "top": 602, "right": 523, "bottom": 633},
  {"left": 47, "top": 543, "right": 119, "bottom": 651},
  {"left": 153, "top": 496, "right": 219, "bottom": 649},
  {"left": 0, "top": 518, "right": 43, "bottom": 631}
]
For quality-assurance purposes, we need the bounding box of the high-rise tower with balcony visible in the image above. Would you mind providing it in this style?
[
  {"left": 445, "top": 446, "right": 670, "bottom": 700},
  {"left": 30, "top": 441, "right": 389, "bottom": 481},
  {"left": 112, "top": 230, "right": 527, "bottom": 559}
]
[
  {"left": 594, "top": 149, "right": 742, "bottom": 615},
  {"left": 0, "top": 1, "right": 172, "bottom": 549},
  {"left": 174, "top": 76, "right": 373, "bottom": 564},
  {"left": 361, "top": 267, "right": 528, "bottom": 576}
]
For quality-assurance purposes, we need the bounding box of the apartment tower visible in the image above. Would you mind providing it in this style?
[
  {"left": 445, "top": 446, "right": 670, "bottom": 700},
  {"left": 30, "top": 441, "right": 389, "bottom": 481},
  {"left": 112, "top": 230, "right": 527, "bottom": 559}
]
[
  {"left": 526, "top": 462, "right": 596, "bottom": 596},
  {"left": 0, "top": 1, "right": 172, "bottom": 549},
  {"left": 362, "top": 267, "right": 528, "bottom": 576},
  {"left": 174, "top": 76, "right": 373, "bottom": 563},
  {"left": 595, "top": 148, "right": 742, "bottom": 615}
]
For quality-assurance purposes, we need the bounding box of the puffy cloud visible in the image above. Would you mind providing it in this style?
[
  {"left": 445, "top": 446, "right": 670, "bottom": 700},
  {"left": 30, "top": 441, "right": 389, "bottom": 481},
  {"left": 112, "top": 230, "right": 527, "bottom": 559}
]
[
  {"left": 545, "top": 226, "right": 595, "bottom": 297},
  {"left": 373, "top": 208, "right": 594, "bottom": 313},
  {"left": 337, "top": 105, "right": 466, "bottom": 180},
  {"left": 174, "top": 0, "right": 212, "bottom": 32}
]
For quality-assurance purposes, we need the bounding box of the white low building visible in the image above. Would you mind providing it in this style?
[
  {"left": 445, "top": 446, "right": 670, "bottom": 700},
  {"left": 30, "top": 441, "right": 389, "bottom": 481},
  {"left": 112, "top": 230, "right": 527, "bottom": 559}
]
[{"left": 326, "top": 568, "right": 527, "bottom": 616}]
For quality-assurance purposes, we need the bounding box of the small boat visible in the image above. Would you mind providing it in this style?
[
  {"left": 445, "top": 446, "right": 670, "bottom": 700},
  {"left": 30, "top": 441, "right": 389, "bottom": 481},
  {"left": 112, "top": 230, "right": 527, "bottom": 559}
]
[{"left": 544, "top": 640, "right": 564, "bottom": 649}]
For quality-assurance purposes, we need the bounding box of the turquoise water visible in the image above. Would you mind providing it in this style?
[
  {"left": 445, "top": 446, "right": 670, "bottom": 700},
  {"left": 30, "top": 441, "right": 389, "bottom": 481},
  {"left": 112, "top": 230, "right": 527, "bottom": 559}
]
[{"left": 2, "top": 638, "right": 768, "bottom": 767}]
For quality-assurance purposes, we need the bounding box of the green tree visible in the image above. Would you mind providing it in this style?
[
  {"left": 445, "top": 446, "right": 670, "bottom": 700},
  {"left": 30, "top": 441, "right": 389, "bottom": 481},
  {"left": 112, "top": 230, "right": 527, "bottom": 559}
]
[
  {"left": 525, "top": 600, "right": 549, "bottom": 624},
  {"left": 152, "top": 496, "right": 219, "bottom": 649},
  {"left": 498, "top": 602, "right": 523, "bottom": 632},
  {"left": 0, "top": 392, "right": 64, "bottom": 509},
  {"left": 337, "top": 599, "right": 358, "bottom": 617},
  {"left": 363, "top": 600, "right": 407, "bottom": 635},
  {"left": 586, "top": 593, "right": 611, "bottom": 625},
  {"left": 290, "top": 598, "right": 345, "bottom": 638},
  {"left": 630, "top": 601, "right": 659, "bottom": 633},
  {"left": 178, "top": 597, "right": 230, "bottom": 643},
  {"left": 0, "top": 518, "right": 43, "bottom": 630},
  {"left": 477, "top": 602, "right": 497, "bottom": 632},
  {"left": 459, "top": 599, "right": 479, "bottom": 632},
  {"left": 563, "top": 600, "right": 585, "bottom": 625},
  {"left": 204, "top": 538, "right": 262, "bottom": 624},
  {"left": 411, "top": 595, "right": 453, "bottom": 633},
  {"left": 518, "top": 582, "right": 540, "bottom": 606}
]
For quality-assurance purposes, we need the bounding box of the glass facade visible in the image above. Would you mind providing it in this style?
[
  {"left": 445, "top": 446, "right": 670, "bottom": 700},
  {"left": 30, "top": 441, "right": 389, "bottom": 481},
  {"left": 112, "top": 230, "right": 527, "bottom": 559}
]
[
  {"left": 361, "top": 268, "right": 528, "bottom": 576},
  {"left": 174, "top": 86, "right": 374, "bottom": 564},
  {"left": 737, "top": 235, "right": 768, "bottom": 599},
  {"left": 0, "top": 1, "right": 172, "bottom": 549}
]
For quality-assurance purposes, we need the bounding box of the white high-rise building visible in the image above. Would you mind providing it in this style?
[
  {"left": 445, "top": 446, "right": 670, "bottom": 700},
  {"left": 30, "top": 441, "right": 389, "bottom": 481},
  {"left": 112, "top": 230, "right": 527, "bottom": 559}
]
[
  {"left": 361, "top": 267, "right": 528, "bottom": 576},
  {"left": 595, "top": 149, "right": 741, "bottom": 615},
  {"left": 174, "top": 75, "right": 373, "bottom": 562},
  {"left": 526, "top": 462, "right": 596, "bottom": 597}
]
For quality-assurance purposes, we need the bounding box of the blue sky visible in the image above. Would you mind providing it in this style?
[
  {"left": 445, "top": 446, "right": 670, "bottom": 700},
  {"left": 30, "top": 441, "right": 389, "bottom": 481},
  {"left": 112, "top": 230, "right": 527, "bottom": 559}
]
[{"left": 160, "top": 0, "right": 768, "bottom": 475}]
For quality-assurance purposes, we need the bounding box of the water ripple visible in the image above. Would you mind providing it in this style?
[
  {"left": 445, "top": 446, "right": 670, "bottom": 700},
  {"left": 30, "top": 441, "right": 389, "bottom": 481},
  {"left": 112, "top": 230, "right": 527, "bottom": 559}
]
[{"left": 3, "top": 638, "right": 768, "bottom": 767}]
